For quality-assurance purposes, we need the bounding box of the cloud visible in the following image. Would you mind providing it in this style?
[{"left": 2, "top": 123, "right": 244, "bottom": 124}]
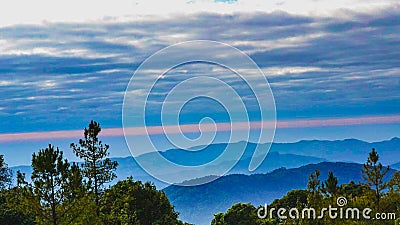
[
  {"left": 0, "top": 8, "right": 399, "bottom": 134},
  {"left": 0, "top": 0, "right": 398, "bottom": 27}
]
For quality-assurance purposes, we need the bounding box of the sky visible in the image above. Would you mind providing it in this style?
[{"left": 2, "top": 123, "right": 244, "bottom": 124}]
[{"left": 0, "top": 0, "right": 399, "bottom": 166}]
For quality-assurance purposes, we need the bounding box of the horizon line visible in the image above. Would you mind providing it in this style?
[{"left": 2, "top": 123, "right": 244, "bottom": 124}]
[{"left": 0, "top": 115, "right": 399, "bottom": 143}]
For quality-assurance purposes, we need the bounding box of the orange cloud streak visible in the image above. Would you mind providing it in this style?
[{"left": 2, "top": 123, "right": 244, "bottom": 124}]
[{"left": 0, "top": 115, "right": 399, "bottom": 143}]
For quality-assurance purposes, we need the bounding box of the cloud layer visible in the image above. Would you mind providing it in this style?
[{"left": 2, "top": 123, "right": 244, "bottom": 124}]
[
  {"left": 0, "top": 4, "right": 399, "bottom": 135},
  {"left": 0, "top": 0, "right": 398, "bottom": 26}
]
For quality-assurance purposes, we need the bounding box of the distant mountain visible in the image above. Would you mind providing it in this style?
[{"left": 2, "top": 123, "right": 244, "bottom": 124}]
[
  {"left": 133, "top": 142, "right": 327, "bottom": 183},
  {"left": 227, "top": 151, "right": 326, "bottom": 174},
  {"left": 9, "top": 137, "right": 399, "bottom": 187},
  {"left": 133, "top": 138, "right": 398, "bottom": 178},
  {"left": 269, "top": 137, "right": 400, "bottom": 165},
  {"left": 109, "top": 137, "right": 400, "bottom": 185},
  {"left": 11, "top": 142, "right": 327, "bottom": 188},
  {"left": 10, "top": 165, "right": 32, "bottom": 181},
  {"left": 164, "top": 162, "right": 398, "bottom": 225},
  {"left": 392, "top": 162, "right": 400, "bottom": 170},
  {"left": 106, "top": 138, "right": 400, "bottom": 187}
]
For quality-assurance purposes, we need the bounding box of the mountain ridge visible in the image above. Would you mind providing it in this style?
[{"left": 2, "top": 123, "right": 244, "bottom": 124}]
[
  {"left": 10, "top": 137, "right": 399, "bottom": 187},
  {"left": 164, "top": 161, "right": 398, "bottom": 225}
]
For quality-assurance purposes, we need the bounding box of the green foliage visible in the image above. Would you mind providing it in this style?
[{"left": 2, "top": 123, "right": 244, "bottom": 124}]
[
  {"left": 307, "top": 169, "right": 322, "bottom": 205},
  {"left": 213, "top": 203, "right": 256, "bottom": 225},
  {"left": 5, "top": 170, "right": 39, "bottom": 224},
  {"left": 388, "top": 171, "right": 400, "bottom": 193},
  {"left": 322, "top": 171, "right": 338, "bottom": 197},
  {"left": 339, "top": 181, "right": 370, "bottom": 198},
  {"left": 361, "top": 148, "right": 390, "bottom": 209},
  {"left": 31, "top": 144, "right": 71, "bottom": 225},
  {"left": 211, "top": 213, "right": 225, "bottom": 225},
  {"left": 0, "top": 121, "right": 190, "bottom": 225},
  {"left": 0, "top": 155, "right": 12, "bottom": 190},
  {"left": 271, "top": 190, "right": 308, "bottom": 209},
  {"left": 224, "top": 203, "right": 258, "bottom": 225},
  {"left": 0, "top": 190, "right": 36, "bottom": 225},
  {"left": 307, "top": 169, "right": 320, "bottom": 193},
  {"left": 102, "top": 177, "right": 183, "bottom": 225},
  {"left": 211, "top": 203, "right": 277, "bottom": 225},
  {"left": 214, "top": 148, "right": 399, "bottom": 225},
  {"left": 0, "top": 205, "right": 35, "bottom": 225},
  {"left": 70, "top": 120, "right": 118, "bottom": 212}
]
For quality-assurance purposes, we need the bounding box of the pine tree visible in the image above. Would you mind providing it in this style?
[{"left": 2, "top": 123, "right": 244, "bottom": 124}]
[
  {"left": 307, "top": 169, "right": 321, "bottom": 206},
  {"left": 0, "top": 155, "right": 12, "bottom": 190},
  {"left": 70, "top": 120, "right": 118, "bottom": 215},
  {"left": 307, "top": 169, "right": 320, "bottom": 193},
  {"left": 323, "top": 171, "right": 338, "bottom": 197},
  {"left": 31, "top": 144, "right": 70, "bottom": 225},
  {"left": 0, "top": 157, "right": 36, "bottom": 225},
  {"left": 361, "top": 148, "right": 389, "bottom": 210},
  {"left": 59, "top": 162, "right": 91, "bottom": 225},
  {"left": 388, "top": 171, "right": 400, "bottom": 193}
]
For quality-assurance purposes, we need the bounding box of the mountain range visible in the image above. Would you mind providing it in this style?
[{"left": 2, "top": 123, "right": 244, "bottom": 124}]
[
  {"left": 268, "top": 137, "right": 400, "bottom": 165},
  {"left": 11, "top": 138, "right": 400, "bottom": 187},
  {"left": 11, "top": 150, "right": 325, "bottom": 188},
  {"left": 164, "top": 162, "right": 398, "bottom": 225}
]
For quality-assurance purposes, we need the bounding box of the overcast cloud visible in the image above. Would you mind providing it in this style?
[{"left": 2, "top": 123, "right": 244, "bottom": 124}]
[{"left": 0, "top": 1, "right": 399, "bottom": 135}]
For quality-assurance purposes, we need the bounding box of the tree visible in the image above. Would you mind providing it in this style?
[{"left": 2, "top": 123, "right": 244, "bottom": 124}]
[
  {"left": 307, "top": 169, "right": 320, "bottom": 194},
  {"left": 388, "top": 171, "right": 400, "bottom": 193},
  {"left": 307, "top": 169, "right": 322, "bottom": 206},
  {"left": 0, "top": 155, "right": 12, "bottom": 190},
  {"left": 271, "top": 190, "right": 308, "bottom": 209},
  {"left": 0, "top": 157, "right": 35, "bottom": 225},
  {"left": 323, "top": 171, "right": 338, "bottom": 197},
  {"left": 339, "top": 181, "right": 370, "bottom": 198},
  {"left": 60, "top": 163, "right": 96, "bottom": 225},
  {"left": 211, "top": 213, "right": 225, "bottom": 225},
  {"left": 70, "top": 120, "right": 118, "bottom": 214},
  {"left": 223, "top": 203, "right": 258, "bottom": 225},
  {"left": 0, "top": 205, "right": 35, "bottom": 225},
  {"left": 102, "top": 177, "right": 183, "bottom": 225},
  {"left": 65, "top": 163, "right": 84, "bottom": 200},
  {"left": 31, "top": 144, "right": 70, "bottom": 225},
  {"left": 361, "top": 148, "right": 389, "bottom": 209}
]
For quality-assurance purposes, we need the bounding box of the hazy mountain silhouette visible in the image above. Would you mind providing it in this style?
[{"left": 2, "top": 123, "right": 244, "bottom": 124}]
[
  {"left": 10, "top": 138, "right": 399, "bottom": 187},
  {"left": 164, "top": 162, "right": 398, "bottom": 225}
]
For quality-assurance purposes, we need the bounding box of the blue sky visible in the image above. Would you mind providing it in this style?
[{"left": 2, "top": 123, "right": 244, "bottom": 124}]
[{"left": 0, "top": 0, "right": 399, "bottom": 165}]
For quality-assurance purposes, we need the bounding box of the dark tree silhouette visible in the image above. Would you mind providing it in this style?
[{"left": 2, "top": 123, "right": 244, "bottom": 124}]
[
  {"left": 323, "top": 171, "right": 338, "bottom": 197},
  {"left": 307, "top": 169, "right": 320, "bottom": 193},
  {"left": 388, "top": 171, "right": 400, "bottom": 193},
  {"left": 223, "top": 203, "right": 258, "bottom": 225},
  {"left": 31, "top": 144, "right": 70, "bottom": 225},
  {"left": 102, "top": 177, "right": 184, "bottom": 225},
  {"left": 211, "top": 213, "right": 225, "bottom": 225},
  {"left": 0, "top": 155, "right": 12, "bottom": 190},
  {"left": 362, "top": 148, "right": 390, "bottom": 210},
  {"left": 70, "top": 120, "right": 118, "bottom": 215}
]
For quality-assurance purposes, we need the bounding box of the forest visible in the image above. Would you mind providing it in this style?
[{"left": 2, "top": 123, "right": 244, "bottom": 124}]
[{"left": 0, "top": 121, "right": 190, "bottom": 225}]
